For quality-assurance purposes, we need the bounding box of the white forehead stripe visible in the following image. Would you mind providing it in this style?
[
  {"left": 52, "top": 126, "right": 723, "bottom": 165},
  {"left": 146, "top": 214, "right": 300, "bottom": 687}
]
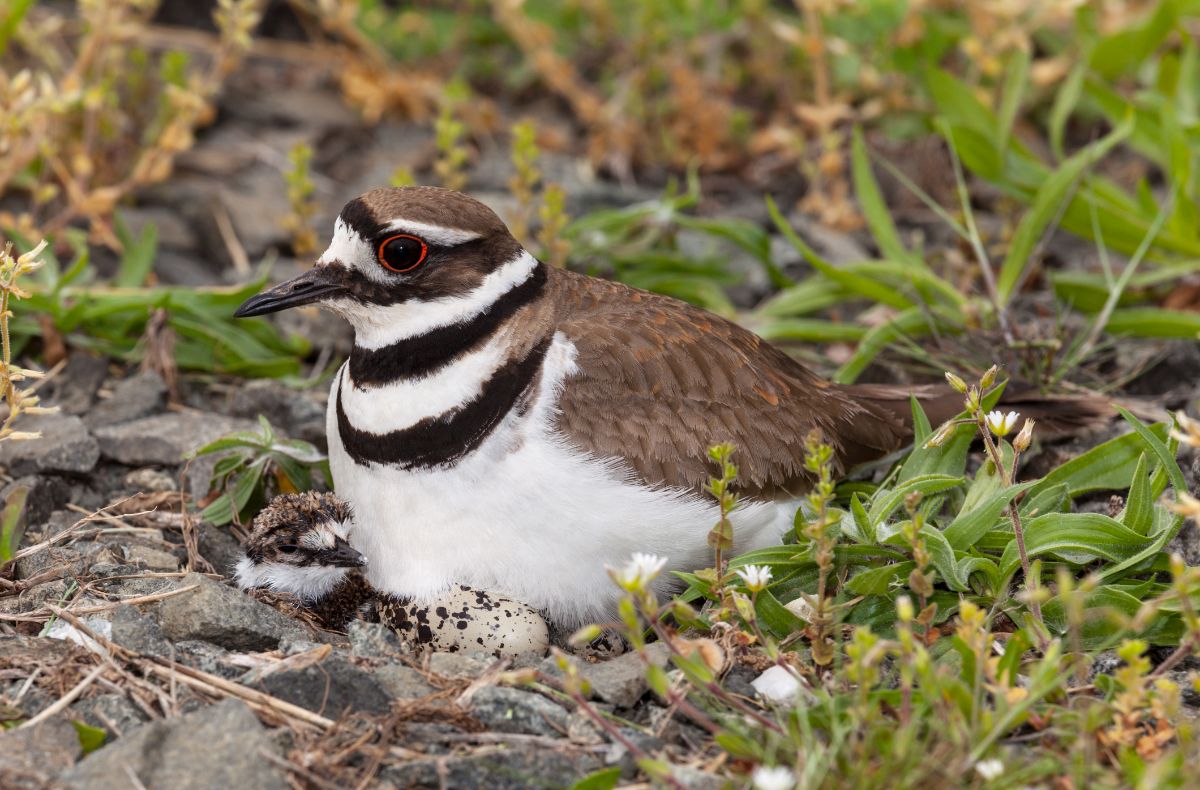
[
  {"left": 383, "top": 218, "right": 482, "bottom": 247},
  {"left": 318, "top": 218, "right": 363, "bottom": 267}
]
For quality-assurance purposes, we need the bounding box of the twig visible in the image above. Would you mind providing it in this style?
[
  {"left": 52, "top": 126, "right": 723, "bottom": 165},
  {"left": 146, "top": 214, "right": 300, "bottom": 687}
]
[
  {"left": 0, "top": 584, "right": 200, "bottom": 622},
  {"left": 212, "top": 201, "right": 250, "bottom": 275},
  {"left": 18, "top": 662, "right": 107, "bottom": 729},
  {"left": 139, "top": 659, "right": 336, "bottom": 730},
  {"left": 259, "top": 751, "right": 345, "bottom": 790},
  {"left": 429, "top": 731, "right": 602, "bottom": 749}
]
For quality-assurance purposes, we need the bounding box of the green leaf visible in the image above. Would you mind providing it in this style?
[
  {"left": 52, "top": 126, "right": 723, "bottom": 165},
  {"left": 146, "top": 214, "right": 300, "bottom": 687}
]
[
  {"left": 1018, "top": 482, "right": 1068, "bottom": 520},
  {"left": 835, "top": 307, "right": 938, "bottom": 384},
  {"left": 846, "top": 561, "right": 914, "bottom": 596},
  {"left": 995, "top": 116, "right": 1132, "bottom": 304},
  {"left": 1088, "top": 0, "right": 1179, "bottom": 80},
  {"left": 766, "top": 197, "right": 912, "bottom": 310},
  {"left": 71, "top": 720, "right": 107, "bottom": 755},
  {"left": 1028, "top": 424, "right": 1169, "bottom": 499},
  {"left": 755, "top": 588, "right": 806, "bottom": 638},
  {"left": 996, "top": 49, "right": 1030, "bottom": 158},
  {"left": 1121, "top": 454, "right": 1154, "bottom": 536},
  {"left": 850, "top": 492, "right": 874, "bottom": 544},
  {"left": 919, "top": 526, "right": 971, "bottom": 591},
  {"left": 0, "top": 485, "right": 28, "bottom": 564},
  {"left": 851, "top": 127, "right": 913, "bottom": 266},
  {"left": 1049, "top": 62, "right": 1087, "bottom": 160},
  {"left": 0, "top": 0, "right": 35, "bottom": 55},
  {"left": 569, "top": 767, "right": 621, "bottom": 790},
  {"left": 867, "top": 474, "right": 964, "bottom": 527},
  {"left": 113, "top": 213, "right": 159, "bottom": 288},
  {"left": 909, "top": 395, "right": 931, "bottom": 445},
  {"left": 1117, "top": 408, "right": 1188, "bottom": 497},
  {"left": 943, "top": 482, "right": 1036, "bottom": 551},
  {"left": 756, "top": 318, "right": 867, "bottom": 343},
  {"left": 1104, "top": 307, "right": 1200, "bottom": 338},
  {"left": 998, "top": 513, "right": 1151, "bottom": 580}
]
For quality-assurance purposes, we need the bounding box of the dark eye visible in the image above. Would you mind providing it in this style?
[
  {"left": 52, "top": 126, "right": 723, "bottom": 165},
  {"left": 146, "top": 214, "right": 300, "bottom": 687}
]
[
  {"left": 278, "top": 545, "right": 298, "bottom": 554},
  {"left": 377, "top": 234, "right": 428, "bottom": 273}
]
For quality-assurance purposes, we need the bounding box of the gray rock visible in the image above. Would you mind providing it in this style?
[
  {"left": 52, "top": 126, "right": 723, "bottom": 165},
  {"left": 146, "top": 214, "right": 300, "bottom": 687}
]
[
  {"left": 110, "top": 605, "right": 173, "bottom": 658},
  {"left": 123, "top": 467, "right": 178, "bottom": 493},
  {"left": 0, "top": 714, "right": 82, "bottom": 789},
  {"left": 84, "top": 371, "right": 168, "bottom": 429},
  {"left": 254, "top": 655, "right": 393, "bottom": 716},
  {"left": 370, "top": 663, "right": 438, "bottom": 700},
  {"left": 380, "top": 746, "right": 603, "bottom": 790},
  {"left": 62, "top": 699, "right": 288, "bottom": 790},
  {"left": 467, "top": 686, "right": 569, "bottom": 737},
  {"left": 152, "top": 572, "right": 307, "bottom": 651},
  {"left": 125, "top": 544, "right": 180, "bottom": 571},
  {"left": 349, "top": 620, "right": 406, "bottom": 659},
  {"left": 171, "top": 640, "right": 241, "bottom": 679},
  {"left": 93, "top": 413, "right": 256, "bottom": 466},
  {"left": 197, "top": 524, "right": 243, "bottom": 576},
  {"left": 427, "top": 651, "right": 491, "bottom": 680},
  {"left": 230, "top": 379, "right": 327, "bottom": 445},
  {"left": 46, "top": 351, "right": 109, "bottom": 415},
  {"left": 577, "top": 643, "right": 670, "bottom": 708},
  {"left": 0, "top": 414, "right": 99, "bottom": 475},
  {"left": 71, "top": 693, "right": 148, "bottom": 738},
  {"left": 16, "top": 544, "right": 85, "bottom": 583},
  {"left": 0, "top": 475, "right": 70, "bottom": 530}
]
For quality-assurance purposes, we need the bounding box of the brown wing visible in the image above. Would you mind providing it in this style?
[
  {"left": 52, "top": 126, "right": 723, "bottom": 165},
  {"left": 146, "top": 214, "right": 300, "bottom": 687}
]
[{"left": 548, "top": 270, "right": 909, "bottom": 498}]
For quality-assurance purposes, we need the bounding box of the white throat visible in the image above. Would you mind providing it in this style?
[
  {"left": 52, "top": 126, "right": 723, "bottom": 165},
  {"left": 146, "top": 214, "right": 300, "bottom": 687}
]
[{"left": 234, "top": 556, "right": 351, "bottom": 602}]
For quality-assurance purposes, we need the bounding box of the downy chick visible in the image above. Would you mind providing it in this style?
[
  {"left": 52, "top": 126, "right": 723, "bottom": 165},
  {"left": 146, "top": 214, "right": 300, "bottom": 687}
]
[{"left": 236, "top": 491, "right": 372, "bottom": 630}]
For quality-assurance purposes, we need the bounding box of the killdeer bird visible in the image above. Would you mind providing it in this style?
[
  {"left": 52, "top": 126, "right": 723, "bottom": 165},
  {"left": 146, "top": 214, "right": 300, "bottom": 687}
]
[
  {"left": 235, "top": 491, "right": 373, "bottom": 629},
  {"left": 235, "top": 186, "right": 1101, "bottom": 628}
]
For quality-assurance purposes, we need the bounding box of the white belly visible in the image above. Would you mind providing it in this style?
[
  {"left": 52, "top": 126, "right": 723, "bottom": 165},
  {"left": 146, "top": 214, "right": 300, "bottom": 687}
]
[{"left": 327, "top": 335, "right": 795, "bottom": 627}]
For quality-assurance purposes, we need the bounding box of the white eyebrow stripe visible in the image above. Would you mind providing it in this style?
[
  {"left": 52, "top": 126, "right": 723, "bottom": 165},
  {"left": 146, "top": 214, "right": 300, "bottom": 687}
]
[{"left": 383, "top": 218, "right": 481, "bottom": 247}]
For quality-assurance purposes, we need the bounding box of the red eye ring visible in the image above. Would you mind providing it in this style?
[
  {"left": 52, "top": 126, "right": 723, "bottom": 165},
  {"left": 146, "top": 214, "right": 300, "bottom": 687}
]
[{"left": 377, "top": 234, "right": 428, "bottom": 273}]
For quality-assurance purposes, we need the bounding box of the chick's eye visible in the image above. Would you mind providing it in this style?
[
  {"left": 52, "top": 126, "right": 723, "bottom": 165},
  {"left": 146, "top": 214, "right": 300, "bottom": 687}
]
[
  {"left": 377, "top": 234, "right": 428, "bottom": 273},
  {"left": 278, "top": 545, "right": 298, "bottom": 554}
]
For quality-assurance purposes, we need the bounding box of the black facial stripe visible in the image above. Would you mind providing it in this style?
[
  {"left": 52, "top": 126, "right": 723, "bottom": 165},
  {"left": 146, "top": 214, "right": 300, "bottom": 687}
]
[
  {"left": 348, "top": 263, "right": 547, "bottom": 388},
  {"left": 340, "top": 198, "right": 383, "bottom": 241},
  {"left": 336, "top": 338, "right": 551, "bottom": 470}
]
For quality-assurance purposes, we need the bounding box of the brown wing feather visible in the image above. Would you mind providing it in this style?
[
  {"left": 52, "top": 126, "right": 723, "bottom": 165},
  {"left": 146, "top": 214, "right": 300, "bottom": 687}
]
[{"left": 547, "top": 269, "right": 909, "bottom": 498}]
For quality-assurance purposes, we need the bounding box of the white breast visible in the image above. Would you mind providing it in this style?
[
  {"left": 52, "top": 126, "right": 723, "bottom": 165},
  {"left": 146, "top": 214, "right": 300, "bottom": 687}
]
[{"left": 328, "top": 333, "right": 796, "bottom": 628}]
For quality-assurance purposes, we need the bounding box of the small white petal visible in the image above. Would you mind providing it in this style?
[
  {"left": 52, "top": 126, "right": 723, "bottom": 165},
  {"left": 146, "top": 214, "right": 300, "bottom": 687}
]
[
  {"left": 752, "top": 765, "right": 796, "bottom": 790},
  {"left": 735, "top": 564, "right": 773, "bottom": 592},
  {"left": 974, "top": 758, "right": 1004, "bottom": 780},
  {"left": 751, "top": 665, "right": 802, "bottom": 704}
]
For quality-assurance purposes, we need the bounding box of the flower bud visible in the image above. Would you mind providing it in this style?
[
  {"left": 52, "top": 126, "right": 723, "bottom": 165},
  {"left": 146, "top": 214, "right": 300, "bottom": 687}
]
[
  {"left": 944, "top": 371, "right": 968, "bottom": 393},
  {"left": 1012, "top": 418, "right": 1035, "bottom": 452},
  {"left": 980, "top": 364, "right": 999, "bottom": 390}
]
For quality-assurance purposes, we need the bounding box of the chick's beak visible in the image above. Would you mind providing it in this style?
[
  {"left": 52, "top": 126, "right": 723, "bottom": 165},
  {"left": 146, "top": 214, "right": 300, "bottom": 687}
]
[
  {"left": 234, "top": 267, "right": 345, "bottom": 318},
  {"left": 318, "top": 536, "right": 368, "bottom": 568}
]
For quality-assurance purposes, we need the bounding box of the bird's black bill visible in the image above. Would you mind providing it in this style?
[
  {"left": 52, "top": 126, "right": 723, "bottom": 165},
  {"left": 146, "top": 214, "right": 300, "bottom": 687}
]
[
  {"left": 318, "top": 537, "right": 368, "bottom": 568},
  {"left": 233, "top": 269, "right": 346, "bottom": 318}
]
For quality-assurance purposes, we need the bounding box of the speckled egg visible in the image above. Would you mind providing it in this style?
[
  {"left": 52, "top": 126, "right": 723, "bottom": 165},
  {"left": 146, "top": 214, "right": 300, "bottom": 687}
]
[{"left": 378, "top": 585, "right": 549, "bottom": 660}]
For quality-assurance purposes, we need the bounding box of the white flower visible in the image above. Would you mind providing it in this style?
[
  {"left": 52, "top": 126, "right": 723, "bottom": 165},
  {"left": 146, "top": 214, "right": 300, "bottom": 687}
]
[
  {"left": 750, "top": 665, "right": 803, "bottom": 704},
  {"left": 609, "top": 552, "right": 668, "bottom": 592},
  {"left": 752, "top": 765, "right": 796, "bottom": 790},
  {"left": 985, "top": 410, "right": 1020, "bottom": 437},
  {"left": 734, "top": 564, "right": 773, "bottom": 592},
  {"left": 974, "top": 758, "right": 1004, "bottom": 781}
]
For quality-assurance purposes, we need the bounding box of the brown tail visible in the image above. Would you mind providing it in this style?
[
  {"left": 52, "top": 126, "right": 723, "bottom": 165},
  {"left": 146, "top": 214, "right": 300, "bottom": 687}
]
[{"left": 845, "top": 382, "right": 1115, "bottom": 440}]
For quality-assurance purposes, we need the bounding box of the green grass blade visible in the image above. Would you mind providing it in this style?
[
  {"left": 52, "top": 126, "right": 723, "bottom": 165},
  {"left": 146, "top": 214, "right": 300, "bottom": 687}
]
[{"left": 996, "top": 116, "right": 1133, "bottom": 304}]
